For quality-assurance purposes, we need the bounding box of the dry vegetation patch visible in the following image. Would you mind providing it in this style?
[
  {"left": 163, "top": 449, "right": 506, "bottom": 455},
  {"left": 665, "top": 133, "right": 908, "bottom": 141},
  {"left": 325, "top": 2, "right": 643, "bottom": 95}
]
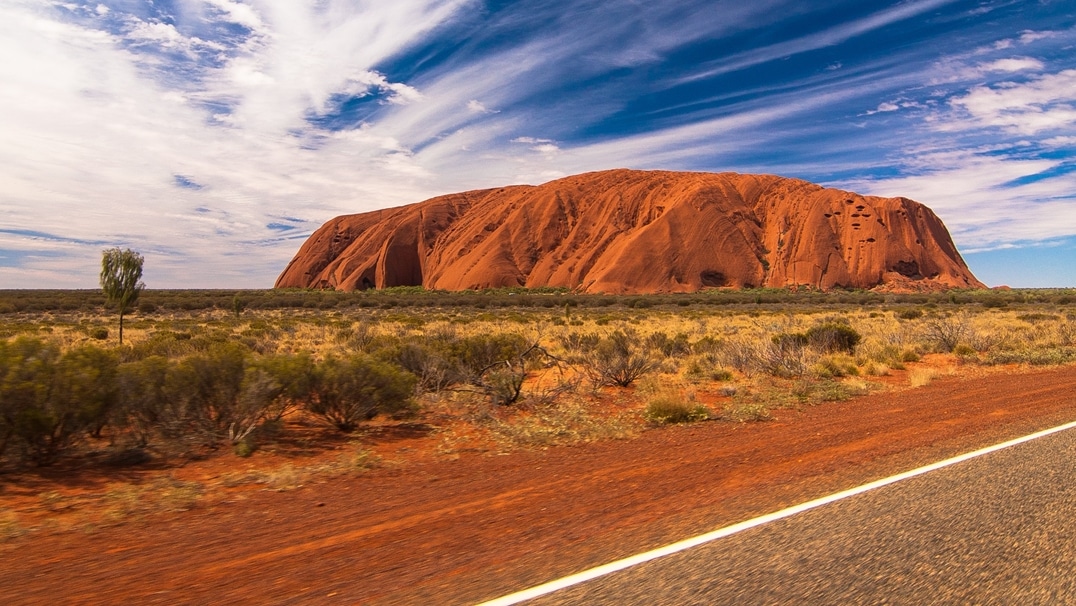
[{"left": 1, "top": 287, "right": 1073, "bottom": 539}]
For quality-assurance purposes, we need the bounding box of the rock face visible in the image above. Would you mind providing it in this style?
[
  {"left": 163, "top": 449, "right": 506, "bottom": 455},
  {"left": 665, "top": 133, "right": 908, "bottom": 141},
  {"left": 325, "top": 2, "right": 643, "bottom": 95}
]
[{"left": 276, "top": 170, "right": 984, "bottom": 293}]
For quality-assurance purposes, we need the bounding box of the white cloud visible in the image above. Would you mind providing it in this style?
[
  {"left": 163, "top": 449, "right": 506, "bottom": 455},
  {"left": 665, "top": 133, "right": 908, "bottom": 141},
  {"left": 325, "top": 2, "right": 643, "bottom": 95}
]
[
  {"left": 532, "top": 143, "right": 560, "bottom": 154},
  {"left": 467, "top": 99, "right": 497, "bottom": 113},
  {"left": 202, "top": 0, "right": 266, "bottom": 33},
  {"left": 1019, "top": 30, "right": 1057, "bottom": 45},
  {"left": 944, "top": 69, "right": 1076, "bottom": 135},
  {"left": 874, "top": 102, "right": 899, "bottom": 113},
  {"left": 978, "top": 57, "right": 1044, "bottom": 73},
  {"left": 1042, "top": 135, "right": 1076, "bottom": 148}
]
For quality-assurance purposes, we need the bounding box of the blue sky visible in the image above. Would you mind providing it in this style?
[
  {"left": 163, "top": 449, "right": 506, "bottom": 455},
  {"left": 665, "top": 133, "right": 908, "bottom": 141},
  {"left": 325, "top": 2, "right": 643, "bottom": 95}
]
[{"left": 1, "top": 0, "right": 1074, "bottom": 288}]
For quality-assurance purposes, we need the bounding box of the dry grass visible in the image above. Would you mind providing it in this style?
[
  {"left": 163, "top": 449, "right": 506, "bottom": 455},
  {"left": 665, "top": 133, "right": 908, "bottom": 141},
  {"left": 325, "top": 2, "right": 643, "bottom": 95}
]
[
  {"left": 218, "top": 448, "right": 381, "bottom": 491},
  {"left": 643, "top": 391, "right": 711, "bottom": 424},
  {"left": 102, "top": 477, "right": 205, "bottom": 521},
  {"left": 484, "top": 397, "right": 641, "bottom": 450},
  {"left": 909, "top": 368, "right": 939, "bottom": 388},
  {"left": 0, "top": 509, "right": 26, "bottom": 542}
]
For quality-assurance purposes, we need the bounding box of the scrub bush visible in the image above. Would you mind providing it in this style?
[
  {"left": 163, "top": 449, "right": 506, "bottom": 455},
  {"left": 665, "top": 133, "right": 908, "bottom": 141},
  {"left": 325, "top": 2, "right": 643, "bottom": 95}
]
[
  {"left": 579, "top": 329, "right": 658, "bottom": 387},
  {"left": 306, "top": 354, "right": 417, "bottom": 432}
]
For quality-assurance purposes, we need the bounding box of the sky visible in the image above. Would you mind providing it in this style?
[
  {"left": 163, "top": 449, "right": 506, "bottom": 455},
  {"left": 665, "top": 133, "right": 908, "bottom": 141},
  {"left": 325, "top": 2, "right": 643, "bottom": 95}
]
[{"left": 1, "top": 0, "right": 1074, "bottom": 289}]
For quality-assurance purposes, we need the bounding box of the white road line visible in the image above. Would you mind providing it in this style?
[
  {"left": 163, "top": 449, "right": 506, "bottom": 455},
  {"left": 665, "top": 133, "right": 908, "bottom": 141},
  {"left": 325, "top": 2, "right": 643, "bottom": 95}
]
[{"left": 476, "top": 419, "right": 1076, "bottom": 606}]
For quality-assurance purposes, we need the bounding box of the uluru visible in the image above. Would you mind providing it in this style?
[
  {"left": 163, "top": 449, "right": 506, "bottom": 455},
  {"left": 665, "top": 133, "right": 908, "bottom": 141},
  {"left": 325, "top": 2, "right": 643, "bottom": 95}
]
[{"left": 275, "top": 169, "right": 984, "bottom": 293}]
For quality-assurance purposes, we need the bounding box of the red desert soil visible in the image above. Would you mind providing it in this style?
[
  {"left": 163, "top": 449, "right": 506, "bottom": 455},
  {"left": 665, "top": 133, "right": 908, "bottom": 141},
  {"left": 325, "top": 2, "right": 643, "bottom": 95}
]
[
  {"left": 2, "top": 365, "right": 1075, "bottom": 605},
  {"left": 276, "top": 169, "right": 984, "bottom": 294}
]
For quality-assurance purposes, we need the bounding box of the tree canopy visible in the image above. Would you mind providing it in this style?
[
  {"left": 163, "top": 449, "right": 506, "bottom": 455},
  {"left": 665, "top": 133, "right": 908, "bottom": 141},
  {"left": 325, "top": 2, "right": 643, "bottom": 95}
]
[{"left": 100, "top": 248, "right": 145, "bottom": 344}]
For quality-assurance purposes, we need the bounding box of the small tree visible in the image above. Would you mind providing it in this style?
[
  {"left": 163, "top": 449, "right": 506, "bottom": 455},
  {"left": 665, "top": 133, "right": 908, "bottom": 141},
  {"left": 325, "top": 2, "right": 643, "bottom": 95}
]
[{"left": 100, "top": 248, "right": 145, "bottom": 344}]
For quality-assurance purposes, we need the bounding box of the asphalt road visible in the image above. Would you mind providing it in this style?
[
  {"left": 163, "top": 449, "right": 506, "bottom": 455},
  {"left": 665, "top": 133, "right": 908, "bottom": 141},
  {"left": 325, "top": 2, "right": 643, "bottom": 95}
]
[{"left": 518, "top": 425, "right": 1076, "bottom": 605}]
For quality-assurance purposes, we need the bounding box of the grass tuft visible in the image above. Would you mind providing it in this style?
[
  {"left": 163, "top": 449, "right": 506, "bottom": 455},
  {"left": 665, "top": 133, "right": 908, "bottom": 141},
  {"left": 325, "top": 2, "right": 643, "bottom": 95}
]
[{"left": 643, "top": 394, "right": 710, "bottom": 425}]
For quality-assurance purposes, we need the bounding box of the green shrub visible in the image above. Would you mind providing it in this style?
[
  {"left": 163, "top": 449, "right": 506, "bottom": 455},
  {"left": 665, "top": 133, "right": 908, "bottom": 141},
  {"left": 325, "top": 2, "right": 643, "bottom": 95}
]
[
  {"left": 452, "top": 333, "right": 531, "bottom": 379},
  {"left": 805, "top": 322, "right": 861, "bottom": 353},
  {"left": 387, "top": 341, "right": 460, "bottom": 392},
  {"left": 306, "top": 354, "right": 417, "bottom": 432},
  {"left": 253, "top": 352, "right": 316, "bottom": 421},
  {"left": 164, "top": 342, "right": 276, "bottom": 445},
  {"left": 0, "top": 339, "right": 118, "bottom": 465},
  {"left": 953, "top": 344, "right": 977, "bottom": 357},
  {"left": 116, "top": 356, "right": 172, "bottom": 446}
]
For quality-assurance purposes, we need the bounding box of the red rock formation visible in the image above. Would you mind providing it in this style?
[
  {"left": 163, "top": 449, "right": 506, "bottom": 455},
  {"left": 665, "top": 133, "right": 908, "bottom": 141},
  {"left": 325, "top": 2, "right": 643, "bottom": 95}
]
[{"left": 276, "top": 170, "right": 984, "bottom": 293}]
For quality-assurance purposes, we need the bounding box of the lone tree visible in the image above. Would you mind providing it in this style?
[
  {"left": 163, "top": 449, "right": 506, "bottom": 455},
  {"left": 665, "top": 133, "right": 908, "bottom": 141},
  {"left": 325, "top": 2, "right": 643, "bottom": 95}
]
[{"left": 100, "top": 248, "right": 145, "bottom": 344}]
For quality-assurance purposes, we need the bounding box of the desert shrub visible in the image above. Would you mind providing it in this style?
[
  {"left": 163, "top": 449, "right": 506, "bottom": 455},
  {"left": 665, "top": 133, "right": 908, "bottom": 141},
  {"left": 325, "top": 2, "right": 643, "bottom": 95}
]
[
  {"left": 124, "top": 330, "right": 201, "bottom": 361},
  {"left": 922, "top": 314, "right": 973, "bottom": 353},
  {"left": 684, "top": 358, "right": 734, "bottom": 382},
  {"left": 644, "top": 394, "right": 709, "bottom": 424},
  {"left": 167, "top": 343, "right": 274, "bottom": 445},
  {"left": 896, "top": 308, "right": 923, "bottom": 320},
  {"left": 306, "top": 354, "right": 417, "bottom": 432},
  {"left": 559, "top": 331, "right": 601, "bottom": 354},
  {"left": 90, "top": 327, "right": 109, "bottom": 340},
  {"left": 0, "top": 340, "right": 64, "bottom": 446},
  {"left": 646, "top": 331, "right": 691, "bottom": 358},
  {"left": 386, "top": 340, "right": 461, "bottom": 392},
  {"left": 451, "top": 333, "right": 545, "bottom": 405},
  {"left": 116, "top": 356, "right": 172, "bottom": 446},
  {"left": 981, "top": 297, "right": 1008, "bottom": 309},
  {"left": 578, "top": 329, "right": 658, "bottom": 387},
  {"left": 759, "top": 337, "right": 810, "bottom": 378},
  {"left": 805, "top": 322, "right": 861, "bottom": 354},
  {"left": 818, "top": 379, "right": 870, "bottom": 402},
  {"left": 452, "top": 333, "right": 531, "bottom": 378},
  {"left": 0, "top": 339, "right": 118, "bottom": 465},
  {"left": 953, "top": 344, "right": 977, "bottom": 358},
  {"left": 719, "top": 338, "right": 764, "bottom": 374},
  {"left": 691, "top": 335, "right": 723, "bottom": 355},
  {"left": 253, "top": 352, "right": 316, "bottom": 421},
  {"left": 812, "top": 354, "right": 860, "bottom": 378},
  {"left": 980, "top": 348, "right": 1076, "bottom": 366},
  {"left": 863, "top": 361, "right": 891, "bottom": 376},
  {"left": 771, "top": 332, "right": 808, "bottom": 350}
]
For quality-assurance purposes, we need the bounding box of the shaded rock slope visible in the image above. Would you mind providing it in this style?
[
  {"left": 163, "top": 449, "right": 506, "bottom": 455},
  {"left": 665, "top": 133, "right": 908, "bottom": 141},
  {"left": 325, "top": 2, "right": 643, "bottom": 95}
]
[{"left": 276, "top": 170, "right": 984, "bottom": 293}]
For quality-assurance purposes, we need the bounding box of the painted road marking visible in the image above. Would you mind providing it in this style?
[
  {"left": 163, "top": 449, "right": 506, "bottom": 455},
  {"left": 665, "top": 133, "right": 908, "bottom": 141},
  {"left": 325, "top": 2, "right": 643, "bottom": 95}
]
[{"left": 476, "top": 419, "right": 1076, "bottom": 606}]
